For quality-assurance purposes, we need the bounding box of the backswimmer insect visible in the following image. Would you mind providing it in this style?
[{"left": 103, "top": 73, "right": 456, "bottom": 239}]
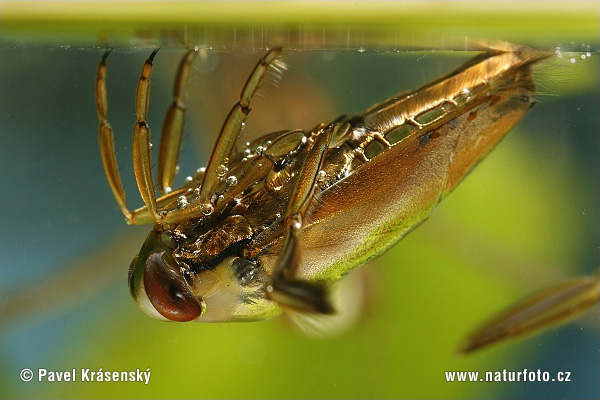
[{"left": 96, "top": 43, "right": 599, "bottom": 352}]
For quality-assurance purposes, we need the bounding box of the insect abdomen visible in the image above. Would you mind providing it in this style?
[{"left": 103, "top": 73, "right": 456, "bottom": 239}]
[{"left": 296, "top": 46, "right": 547, "bottom": 282}]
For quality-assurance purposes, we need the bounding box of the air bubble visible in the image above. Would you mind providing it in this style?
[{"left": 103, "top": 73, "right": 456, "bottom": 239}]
[
  {"left": 317, "top": 170, "right": 326, "bottom": 182},
  {"left": 244, "top": 148, "right": 252, "bottom": 157},
  {"left": 216, "top": 164, "right": 228, "bottom": 177},
  {"left": 201, "top": 203, "right": 214, "bottom": 216},
  {"left": 175, "top": 165, "right": 180, "bottom": 174},
  {"left": 177, "top": 196, "right": 189, "bottom": 209},
  {"left": 196, "top": 167, "right": 206, "bottom": 174},
  {"left": 149, "top": 143, "right": 153, "bottom": 149},
  {"left": 226, "top": 175, "right": 238, "bottom": 186},
  {"left": 291, "top": 214, "right": 302, "bottom": 231},
  {"left": 164, "top": 186, "right": 172, "bottom": 194},
  {"left": 570, "top": 58, "right": 576, "bottom": 63},
  {"left": 358, "top": 47, "right": 366, "bottom": 53},
  {"left": 185, "top": 176, "right": 193, "bottom": 182},
  {"left": 255, "top": 145, "right": 265, "bottom": 155}
]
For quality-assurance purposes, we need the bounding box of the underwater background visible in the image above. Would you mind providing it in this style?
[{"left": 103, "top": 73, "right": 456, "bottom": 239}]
[{"left": 1, "top": 2, "right": 598, "bottom": 399}]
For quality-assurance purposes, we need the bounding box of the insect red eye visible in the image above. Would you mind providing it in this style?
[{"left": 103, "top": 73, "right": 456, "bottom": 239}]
[{"left": 143, "top": 252, "right": 205, "bottom": 322}]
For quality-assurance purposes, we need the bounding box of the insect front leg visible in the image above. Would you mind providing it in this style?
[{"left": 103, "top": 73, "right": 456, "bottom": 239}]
[
  {"left": 96, "top": 50, "right": 132, "bottom": 222},
  {"left": 156, "top": 47, "right": 286, "bottom": 225},
  {"left": 266, "top": 126, "right": 335, "bottom": 314},
  {"left": 96, "top": 49, "right": 165, "bottom": 225},
  {"left": 197, "top": 47, "right": 283, "bottom": 211},
  {"left": 157, "top": 49, "right": 196, "bottom": 195},
  {"left": 131, "top": 49, "right": 161, "bottom": 223}
]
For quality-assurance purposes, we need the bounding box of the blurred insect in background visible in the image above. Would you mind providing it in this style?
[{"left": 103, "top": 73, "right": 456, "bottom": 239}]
[{"left": 95, "top": 43, "right": 599, "bottom": 352}]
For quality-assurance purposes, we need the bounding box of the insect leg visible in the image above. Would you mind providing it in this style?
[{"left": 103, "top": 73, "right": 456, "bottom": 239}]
[
  {"left": 128, "top": 187, "right": 191, "bottom": 225},
  {"left": 197, "top": 47, "right": 283, "bottom": 210},
  {"left": 460, "top": 275, "right": 600, "bottom": 353},
  {"left": 132, "top": 49, "right": 161, "bottom": 223},
  {"left": 266, "top": 127, "right": 335, "bottom": 314},
  {"left": 157, "top": 49, "right": 196, "bottom": 195},
  {"left": 96, "top": 50, "right": 133, "bottom": 222}
]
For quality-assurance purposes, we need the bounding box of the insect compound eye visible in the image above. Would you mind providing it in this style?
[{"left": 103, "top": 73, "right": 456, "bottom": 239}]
[{"left": 142, "top": 251, "right": 206, "bottom": 322}]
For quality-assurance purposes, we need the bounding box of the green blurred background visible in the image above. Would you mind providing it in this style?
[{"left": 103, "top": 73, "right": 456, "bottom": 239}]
[{"left": 1, "top": 1, "right": 598, "bottom": 399}]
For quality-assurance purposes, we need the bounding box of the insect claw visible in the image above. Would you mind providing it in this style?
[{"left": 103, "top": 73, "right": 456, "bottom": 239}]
[
  {"left": 101, "top": 49, "right": 112, "bottom": 63},
  {"left": 149, "top": 47, "right": 160, "bottom": 62}
]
